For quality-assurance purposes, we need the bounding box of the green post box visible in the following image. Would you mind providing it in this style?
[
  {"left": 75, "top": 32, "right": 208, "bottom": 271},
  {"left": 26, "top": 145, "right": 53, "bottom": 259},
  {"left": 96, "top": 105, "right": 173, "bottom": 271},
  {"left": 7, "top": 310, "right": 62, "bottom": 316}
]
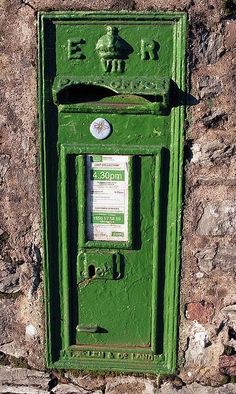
[{"left": 39, "top": 11, "right": 186, "bottom": 373}]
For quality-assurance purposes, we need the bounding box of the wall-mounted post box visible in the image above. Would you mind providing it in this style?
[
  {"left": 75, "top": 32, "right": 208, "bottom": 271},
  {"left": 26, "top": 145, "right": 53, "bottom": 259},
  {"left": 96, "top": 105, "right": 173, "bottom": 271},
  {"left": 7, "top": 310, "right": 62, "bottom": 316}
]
[{"left": 39, "top": 11, "right": 186, "bottom": 373}]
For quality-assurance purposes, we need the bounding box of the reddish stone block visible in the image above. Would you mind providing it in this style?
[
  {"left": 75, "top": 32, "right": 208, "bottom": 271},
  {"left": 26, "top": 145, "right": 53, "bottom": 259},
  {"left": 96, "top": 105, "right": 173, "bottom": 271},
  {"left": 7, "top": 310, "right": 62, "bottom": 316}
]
[
  {"left": 219, "top": 355, "right": 236, "bottom": 376},
  {"left": 185, "top": 301, "right": 214, "bottom": 323}
]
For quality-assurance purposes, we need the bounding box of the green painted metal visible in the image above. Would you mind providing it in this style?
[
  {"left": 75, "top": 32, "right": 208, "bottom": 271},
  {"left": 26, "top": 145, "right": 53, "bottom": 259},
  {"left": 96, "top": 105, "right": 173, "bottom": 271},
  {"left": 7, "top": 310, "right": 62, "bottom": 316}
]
[{"left": 38, "top": 11, "right": 187, "bottom": 373}]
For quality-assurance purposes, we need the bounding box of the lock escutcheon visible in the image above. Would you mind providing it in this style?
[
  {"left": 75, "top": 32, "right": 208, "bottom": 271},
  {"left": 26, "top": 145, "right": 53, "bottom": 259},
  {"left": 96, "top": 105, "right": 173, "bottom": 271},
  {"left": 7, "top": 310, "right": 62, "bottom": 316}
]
[{"left": 78, "top": 251, "right": 122, "bottom": 281}]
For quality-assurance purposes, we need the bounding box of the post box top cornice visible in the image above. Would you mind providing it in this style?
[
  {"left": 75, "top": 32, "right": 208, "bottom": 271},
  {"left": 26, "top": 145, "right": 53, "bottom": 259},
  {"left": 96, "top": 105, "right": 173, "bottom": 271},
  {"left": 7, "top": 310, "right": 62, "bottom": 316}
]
[{"left": 38, "top": 11, "right": 187, "bottom": 21}]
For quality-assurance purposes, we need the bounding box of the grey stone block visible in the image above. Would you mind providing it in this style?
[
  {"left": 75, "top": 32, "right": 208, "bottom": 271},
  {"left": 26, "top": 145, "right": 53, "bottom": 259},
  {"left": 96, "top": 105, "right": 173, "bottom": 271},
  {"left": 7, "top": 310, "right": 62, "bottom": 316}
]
[{"left": 197, "top": 201, "right": 236, "bottom": 235}]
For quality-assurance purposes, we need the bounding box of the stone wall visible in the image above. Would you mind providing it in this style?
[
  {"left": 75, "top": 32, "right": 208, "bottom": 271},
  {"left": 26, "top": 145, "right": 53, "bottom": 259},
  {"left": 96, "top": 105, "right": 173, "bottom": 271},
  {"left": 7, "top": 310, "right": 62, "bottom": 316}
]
[{"left": 0, "top": 0, "right": 236, "bottom": 392}]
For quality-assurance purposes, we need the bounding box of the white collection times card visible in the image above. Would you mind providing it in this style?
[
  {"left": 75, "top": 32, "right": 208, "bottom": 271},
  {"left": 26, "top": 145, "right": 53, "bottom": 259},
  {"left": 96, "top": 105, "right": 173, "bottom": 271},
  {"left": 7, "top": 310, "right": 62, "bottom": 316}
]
[{"left": 86, "top": 155, "right": 129, "bottom": 242}]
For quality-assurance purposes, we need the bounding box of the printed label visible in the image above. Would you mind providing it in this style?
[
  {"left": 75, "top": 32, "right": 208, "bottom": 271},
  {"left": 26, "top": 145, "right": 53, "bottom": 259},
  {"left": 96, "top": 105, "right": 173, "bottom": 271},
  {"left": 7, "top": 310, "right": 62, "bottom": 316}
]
[{"left": 86, "top": 155, "right": 129, "bottom": 242}]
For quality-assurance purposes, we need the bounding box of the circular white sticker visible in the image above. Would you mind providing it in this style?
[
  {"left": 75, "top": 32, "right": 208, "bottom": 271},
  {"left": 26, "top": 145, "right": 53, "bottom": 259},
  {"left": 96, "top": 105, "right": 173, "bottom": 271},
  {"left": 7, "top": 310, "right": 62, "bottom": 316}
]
[{"left": 90, "top": 118, "right": 111, "bottom": 140}]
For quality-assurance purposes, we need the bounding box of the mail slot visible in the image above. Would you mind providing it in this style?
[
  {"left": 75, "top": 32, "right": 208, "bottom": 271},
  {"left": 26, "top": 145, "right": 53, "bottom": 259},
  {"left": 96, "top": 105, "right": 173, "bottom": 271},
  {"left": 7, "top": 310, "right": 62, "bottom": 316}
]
[{"left": 39, "top": 11, "right": 187, "bottom": 373}]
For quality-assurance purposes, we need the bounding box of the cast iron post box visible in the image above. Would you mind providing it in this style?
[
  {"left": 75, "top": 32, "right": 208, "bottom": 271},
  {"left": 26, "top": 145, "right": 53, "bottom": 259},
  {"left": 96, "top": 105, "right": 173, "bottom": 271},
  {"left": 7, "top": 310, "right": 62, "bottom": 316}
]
[{"left": 39, "top": 11, "right": 186, "bottom": 373}]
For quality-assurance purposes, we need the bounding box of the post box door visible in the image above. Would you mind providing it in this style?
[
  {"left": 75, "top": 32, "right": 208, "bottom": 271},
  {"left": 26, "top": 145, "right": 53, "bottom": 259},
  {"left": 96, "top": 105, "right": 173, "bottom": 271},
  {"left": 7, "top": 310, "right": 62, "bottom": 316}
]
[{"left": 76, "top": 153, "right": 157, "bottom": 347}]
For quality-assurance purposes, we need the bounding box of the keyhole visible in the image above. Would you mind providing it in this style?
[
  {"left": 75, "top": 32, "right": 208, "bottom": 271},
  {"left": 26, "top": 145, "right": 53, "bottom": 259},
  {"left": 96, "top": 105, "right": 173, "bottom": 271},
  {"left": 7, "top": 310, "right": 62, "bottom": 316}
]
[{"left": 88, "top": 264, "right": 96, "bottom": 278}]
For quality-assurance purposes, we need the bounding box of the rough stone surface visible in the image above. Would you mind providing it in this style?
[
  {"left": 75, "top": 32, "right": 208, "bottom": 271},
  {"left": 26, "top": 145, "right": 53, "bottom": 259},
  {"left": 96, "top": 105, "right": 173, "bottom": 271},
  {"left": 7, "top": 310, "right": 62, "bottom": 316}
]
[
  {"left": 1, "top": 0, "right": 236, "bottom": 391},
  {"left": 191, "top": 141, "right": 236, "bottom": 165},
  {"left": 197, "top": 201, "right": 236, "bottom": 236},
  {"left": 186, "top": 301, "right": 215, "bottom": 324},
  {"left": 197, "top": 76, "right": 223, "bottom": 99},
  {"left": 184, "top": 322, "right": 212, "bottom": 365},
  {"left": 225, "top": 20, "right": 236, "bottom": 50},
  {"left": 0, "top": 155, "right": 10, "bottom": 185},
  {"left": 105, "top": 377, "right": 156, "bottom": 393},
  {"left": 215, "top": 248, "right": 236, "bottom": 272},
  {"left": 0, "top": 367, "right": 50, "bottom": 393},
  {"left": 196, "top": 245, "right": 236, "bottom": 274},
  {"left": 219, "top": 355, "right": 236, "bottom": 377},
  {"left": 160, "top": 382, "right": 236, "bottom": 393},
  {"left": 196, "top": 246, "right": 217, "bottom": 273},
  {"left": 0, "top": 367, "right": 236, "bottom": 393},
  {"left": 65, "top": 372, "right": 106, "bottom": 392},
  {"left": 52, "top": 384, "right": 103, "bottom": 393},
  {"left": 180, "top": 1, "right": 236, "bottom": 384},
  {"left": 202, "top": 111, "right": 228, "bottom": 129}
]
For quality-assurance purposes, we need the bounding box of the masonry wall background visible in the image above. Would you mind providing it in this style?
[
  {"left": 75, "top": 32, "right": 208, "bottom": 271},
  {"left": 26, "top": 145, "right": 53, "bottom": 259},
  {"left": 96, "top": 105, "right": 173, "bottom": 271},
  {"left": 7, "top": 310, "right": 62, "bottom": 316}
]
[{"left": 0, "top": 0, "right": 236, "bottom": 392}]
